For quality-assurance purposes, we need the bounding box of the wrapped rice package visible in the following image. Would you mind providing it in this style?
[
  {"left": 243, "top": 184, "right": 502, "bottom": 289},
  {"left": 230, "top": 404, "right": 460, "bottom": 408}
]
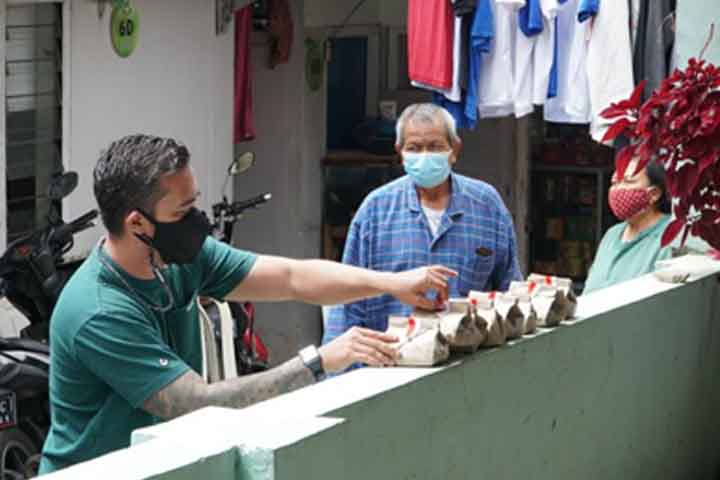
[
  {"left": 466, "top": 292, "right": 506, "bottom": 347},
  {"left": 495, "top": 291, "right": 535, "bottom": 337},
  {"left": 437, "top": 299, "right": 488, "bottom": 352},
  {"left": 527, "top": 274, "right": 577, "bottom": 319},
  {"left": 386, "top": 315, "right": 449, "bottom": 366},
  {"left": 510, "top": 280, "right": 564, "bottom": 328}
]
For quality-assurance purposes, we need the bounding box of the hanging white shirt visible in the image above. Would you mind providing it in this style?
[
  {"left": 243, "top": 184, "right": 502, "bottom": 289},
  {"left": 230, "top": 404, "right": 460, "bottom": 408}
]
[
  {"left": 513, "top": 0, "right": 560, "bottom": 118},
  {"left": 586, "top": 0, "right": 634, "bottom": 142},
  {"left": 476, "top": 0, "right": 525, "bottom": 118},
  {"left": 411, "top": 8, "right": 463, "bottom": 102},
  {"left": 544, "top": 0, "right": 592, "bottom": 124}
]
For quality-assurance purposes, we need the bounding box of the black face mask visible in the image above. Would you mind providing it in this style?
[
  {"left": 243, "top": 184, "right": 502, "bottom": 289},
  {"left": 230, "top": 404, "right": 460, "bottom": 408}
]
[{"left": 135, "top": 207, "right": 211, "bottom": 264}]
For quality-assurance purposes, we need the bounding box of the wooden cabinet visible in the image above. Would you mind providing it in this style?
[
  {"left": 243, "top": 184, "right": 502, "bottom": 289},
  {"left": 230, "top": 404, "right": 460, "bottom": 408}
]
[
  {"left": 529, "top": 164, "right": 616, "bottom": 287},
  {"left": 321, "top": 150, "right": 404, "bottom": 261}
]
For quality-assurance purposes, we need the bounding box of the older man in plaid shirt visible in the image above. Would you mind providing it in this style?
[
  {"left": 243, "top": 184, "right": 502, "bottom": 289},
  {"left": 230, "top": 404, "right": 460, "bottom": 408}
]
[{"left": 322, "top": 104, "right": 522, "bottom": 361}]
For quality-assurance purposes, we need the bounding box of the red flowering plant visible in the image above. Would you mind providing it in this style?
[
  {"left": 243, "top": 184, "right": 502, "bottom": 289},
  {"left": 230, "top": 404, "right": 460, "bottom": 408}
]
[{"left": 599, "top": 58, "right": 720, "bottom": 251}]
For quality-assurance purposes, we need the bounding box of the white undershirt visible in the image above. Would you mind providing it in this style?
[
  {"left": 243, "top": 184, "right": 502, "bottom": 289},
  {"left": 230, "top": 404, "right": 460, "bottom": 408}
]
[{"left": 422, "top": 205, "right": 446, "bottom": 236}]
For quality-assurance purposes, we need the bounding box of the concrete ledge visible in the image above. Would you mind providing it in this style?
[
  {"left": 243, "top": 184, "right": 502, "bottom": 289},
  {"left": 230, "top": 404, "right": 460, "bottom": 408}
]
[{"left": 43, "top": 265, "right": 720, "bottom": 479}]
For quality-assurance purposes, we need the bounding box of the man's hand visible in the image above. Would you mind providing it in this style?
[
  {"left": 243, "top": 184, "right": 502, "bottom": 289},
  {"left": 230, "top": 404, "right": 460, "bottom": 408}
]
[
  {"left": 318, "top": 327, "right": 399, "bottom": 372},
  {"left": 385, "top": 265, "right": 458, "bottom": 310}
]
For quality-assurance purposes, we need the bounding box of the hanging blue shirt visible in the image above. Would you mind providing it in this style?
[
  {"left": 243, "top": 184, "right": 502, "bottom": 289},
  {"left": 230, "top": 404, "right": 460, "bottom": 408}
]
[
  {"left": 463, "top": 0, "right": 494, "bottom": 128},
  {"left": 578, "top": 0, "right": 599, "bottom": 22},
  {"left": 547, "top": 0, "right": 569, "bottom": 99},
  {"left": 519, "top": 0, "right": 544, "bottom": 37},
  {"left": 437, "top": 0, "right": 494, "bottom": 130},
  {"left": 547, "top": 17, "right": 559, "bottom": 99}
]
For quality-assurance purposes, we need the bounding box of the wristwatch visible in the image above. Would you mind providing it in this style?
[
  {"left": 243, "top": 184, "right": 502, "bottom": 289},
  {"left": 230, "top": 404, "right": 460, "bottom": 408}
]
[{"left": 298, "top": 345, "right": 325, "bottom": 381}]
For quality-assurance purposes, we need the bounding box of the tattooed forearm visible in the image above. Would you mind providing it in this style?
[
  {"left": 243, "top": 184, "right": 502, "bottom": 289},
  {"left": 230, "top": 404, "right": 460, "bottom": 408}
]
[{"left": 143, "top": 357, "right": 314, "bottom": 420}]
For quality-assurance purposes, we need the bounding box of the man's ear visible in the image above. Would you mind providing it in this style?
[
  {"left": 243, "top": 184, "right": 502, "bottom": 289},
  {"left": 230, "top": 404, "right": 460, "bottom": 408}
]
[
  {"left": 126, "top": 210, "right": 152, "bottom": 237},
  {"left": 395, "top": 144, "right": 405, "bottom": 166},
  {"left": 451, "top": 139, "right": 462, "bottom": 165}
]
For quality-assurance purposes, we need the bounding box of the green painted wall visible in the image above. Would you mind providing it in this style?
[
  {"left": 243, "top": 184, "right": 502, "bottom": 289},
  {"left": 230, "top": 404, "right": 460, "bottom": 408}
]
[
  {"left": 267, "top": 277, "right": 720, "bottom": 479},
  {"left": 43, "top": 275, "right": 720, "bottom": 480}
]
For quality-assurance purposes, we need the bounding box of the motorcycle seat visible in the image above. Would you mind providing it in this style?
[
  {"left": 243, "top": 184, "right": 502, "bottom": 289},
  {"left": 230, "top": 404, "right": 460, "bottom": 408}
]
[{"left": 0, "top": 337, "right": 49, "bottom": 355}]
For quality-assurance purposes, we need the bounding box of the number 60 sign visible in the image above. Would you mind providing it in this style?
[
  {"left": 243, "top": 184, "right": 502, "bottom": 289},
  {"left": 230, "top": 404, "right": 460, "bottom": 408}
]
[{"left": 111, "top": 4, "right": 139, "bottom": 58}]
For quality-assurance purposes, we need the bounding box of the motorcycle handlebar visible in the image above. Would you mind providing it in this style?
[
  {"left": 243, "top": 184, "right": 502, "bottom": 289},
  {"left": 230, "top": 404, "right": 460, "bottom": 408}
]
[
  {"left": 69, "top": 209, "right": 99, "bottom": 233},
  {"left": 217, "top": 193, "right": 272, "bottom": 217},
  {"left": 50, "top": 209, "right": 99, "bottom": 247}
]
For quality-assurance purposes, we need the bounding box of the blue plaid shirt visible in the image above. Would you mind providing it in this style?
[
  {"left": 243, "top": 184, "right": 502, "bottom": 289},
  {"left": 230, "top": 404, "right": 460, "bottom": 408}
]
[{"left": 322, "top": 173, "right": 522, "bottom": 346}]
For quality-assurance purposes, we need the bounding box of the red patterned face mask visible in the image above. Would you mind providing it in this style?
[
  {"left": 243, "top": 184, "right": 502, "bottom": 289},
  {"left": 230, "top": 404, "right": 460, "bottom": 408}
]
[{"left": 609, "top": 187, "right": 651, "bottom": 220}]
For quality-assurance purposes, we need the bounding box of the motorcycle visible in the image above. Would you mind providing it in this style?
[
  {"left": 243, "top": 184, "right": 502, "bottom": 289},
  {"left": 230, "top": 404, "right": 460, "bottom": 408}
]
[
  {"left": 0, "top": 171, "right": 97, "bottom": 478},
  {"left": 198, "top": 152, "right": 271, "bottom": 382}
]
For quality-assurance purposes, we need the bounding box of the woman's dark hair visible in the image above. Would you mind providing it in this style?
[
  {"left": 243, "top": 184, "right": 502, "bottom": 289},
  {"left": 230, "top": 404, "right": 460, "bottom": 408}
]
[
  {"left": 646, "top": 161, "right": 672, "bottom": 214},
  {"left": 93, "top": 134, "right": 190, "bottom": 236}
]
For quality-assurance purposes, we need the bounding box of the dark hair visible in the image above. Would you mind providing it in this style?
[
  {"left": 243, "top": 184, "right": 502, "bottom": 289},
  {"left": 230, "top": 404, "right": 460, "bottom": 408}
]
[
  {"left": 646, "top": 161, "right": 671, "bottom": 214},
  {"left": 93, "top": 134, "right": 190, "bottom": 236}
]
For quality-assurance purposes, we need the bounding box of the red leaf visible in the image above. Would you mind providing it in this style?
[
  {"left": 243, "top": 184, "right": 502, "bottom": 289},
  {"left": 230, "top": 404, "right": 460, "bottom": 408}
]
[
  {"left": 673, "top": 159, "right": 702, "bottom": 197},
  {"left": 630, "top": 155, "right": 650, "bottom": 177},
  {"left": 629, "top": 80, "right": 647, "bottom": 108},
  {"left": 599, "top": 104, "right": 630, "bottom": 120},
  {"left": 601, "top": 118, "right": 632, "bottom": 143},
  {"left": 661, "top": 218, "right": 685, "bottom": 247},
  {"left": 599, "top": 82, "right": 645, "bottom": 120},
  {"left": 697, "top": 222, "right": 720, "bottom": 251},
  {"left": 614, "top": 145, "right": 635, "bottom": 180}
]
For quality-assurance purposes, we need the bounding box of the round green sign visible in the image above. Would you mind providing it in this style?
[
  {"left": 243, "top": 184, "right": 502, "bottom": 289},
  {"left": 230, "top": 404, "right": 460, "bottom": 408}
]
[{"left": 111, "top": 5, "right": 139, "bottom": 58}]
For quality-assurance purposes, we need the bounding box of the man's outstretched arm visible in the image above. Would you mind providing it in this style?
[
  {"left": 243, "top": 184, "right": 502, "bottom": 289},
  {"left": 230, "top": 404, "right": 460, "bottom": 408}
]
[
  {"left": 143, "top": 357, "right": 312, "bottom": 419},
  {"left": 143, "top": 327, "right": 399, "bottom": 420},
  {"left": 226, "top": 255, "right": 457, "bottom": 310}
]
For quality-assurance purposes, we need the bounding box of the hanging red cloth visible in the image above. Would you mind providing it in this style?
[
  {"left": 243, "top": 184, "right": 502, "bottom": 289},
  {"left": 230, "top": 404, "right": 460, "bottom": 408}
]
[{"left": 234, "top": 5, "right": 255, "bottom": 143}]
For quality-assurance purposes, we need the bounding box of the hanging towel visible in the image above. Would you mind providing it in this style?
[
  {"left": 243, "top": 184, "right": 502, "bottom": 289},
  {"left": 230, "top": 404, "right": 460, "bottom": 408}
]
[
  {"left": 544, "top": 0, "right": 592, "bottom": 123},
  {"left": 413, "top": 14, "right": 464, "bottom": 102},
  {"left": 477, "top": 0, "right": 524, "bottom": 119},
  {"left": 408, "top": 0, "right": 455, "bottom": 89},
  {"left": 234, "top": 6, "right": 255, "bottom": 143},
  {"left": 632, "top": 0, "right": 675, "bottom": 101},
  {"left": 586, "top": 0, "right": 634, "bottom": 142},
  {"left": 268, "top": 0, "right": 293, "bottom": 68},
  {"left": 514, "top": 0, "right": 559, "bottom": 117}
]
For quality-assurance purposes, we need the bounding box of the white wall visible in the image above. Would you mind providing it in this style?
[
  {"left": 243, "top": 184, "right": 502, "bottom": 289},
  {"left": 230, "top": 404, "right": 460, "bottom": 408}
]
[
  {"left": 304, "top": 0, "right": 407, "bottom": 28},
  {"left": 378, "top": 1, "right": 407, "bottom": 27},
  {"left": 305, "top": 0, "right": 381, "bottom": 28},
  {"left": 63, "top": 0, "right": 234, "bottom": 255},
  {"left": 675, "top": 0, "right": 720, "bottom": 66}
]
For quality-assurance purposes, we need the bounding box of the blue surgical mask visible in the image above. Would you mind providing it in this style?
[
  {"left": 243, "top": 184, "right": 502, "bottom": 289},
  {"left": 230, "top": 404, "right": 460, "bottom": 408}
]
[{"left": 402, "top": 151, "right": 452, "bottom": 189}]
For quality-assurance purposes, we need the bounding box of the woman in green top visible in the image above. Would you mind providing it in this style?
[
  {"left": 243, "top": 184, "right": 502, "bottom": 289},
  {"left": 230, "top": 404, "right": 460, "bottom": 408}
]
[{"left": 583, "top": 161, "right": 672, "bottom": 294}]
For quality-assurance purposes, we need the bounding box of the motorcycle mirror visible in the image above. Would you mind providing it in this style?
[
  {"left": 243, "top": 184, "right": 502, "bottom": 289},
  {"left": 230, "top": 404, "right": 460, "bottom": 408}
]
[
  {"left": 47, "top": 172, "right": 79, "bottom": 200},
  {"left": 229, "top": 152, "right": 255, "bottom": 176}
]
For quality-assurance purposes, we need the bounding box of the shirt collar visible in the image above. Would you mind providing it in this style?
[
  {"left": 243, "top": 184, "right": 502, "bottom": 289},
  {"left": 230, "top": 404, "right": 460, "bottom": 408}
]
[
  {"left": 406, "top": 173, "right": 468, "bottom": 218},
  {"left": 617, "top": 214, "right": 671, "bottom": 247}
]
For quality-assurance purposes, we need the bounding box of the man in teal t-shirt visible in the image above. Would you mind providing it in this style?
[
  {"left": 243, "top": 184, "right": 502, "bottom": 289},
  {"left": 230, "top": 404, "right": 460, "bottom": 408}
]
[{"left": 40, "top": 134, "right": 457, "bottom": 473}]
